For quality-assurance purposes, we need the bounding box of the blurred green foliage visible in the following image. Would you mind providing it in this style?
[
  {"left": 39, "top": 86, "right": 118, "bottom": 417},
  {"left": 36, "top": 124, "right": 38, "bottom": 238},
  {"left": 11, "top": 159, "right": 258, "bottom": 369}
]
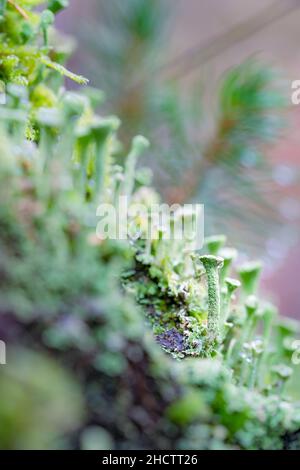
[{"left": 0, "top": 348, "right": 83, "bottom": 449}]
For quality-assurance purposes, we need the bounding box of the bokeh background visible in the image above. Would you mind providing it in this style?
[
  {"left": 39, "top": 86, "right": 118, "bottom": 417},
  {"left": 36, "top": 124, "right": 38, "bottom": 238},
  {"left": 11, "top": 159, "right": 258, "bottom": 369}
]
[{"left": 57, "top": 0, "right": 300, "bottom": 319}]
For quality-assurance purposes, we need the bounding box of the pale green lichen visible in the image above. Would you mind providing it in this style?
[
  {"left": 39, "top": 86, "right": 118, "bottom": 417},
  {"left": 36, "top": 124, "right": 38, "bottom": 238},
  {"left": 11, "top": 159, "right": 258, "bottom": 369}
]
[
  {"left": 0, "top": 0, "right": 299, "bottom": 451},
  {"left": 122, "top": 135, "right": 150, "bottom": 199}
]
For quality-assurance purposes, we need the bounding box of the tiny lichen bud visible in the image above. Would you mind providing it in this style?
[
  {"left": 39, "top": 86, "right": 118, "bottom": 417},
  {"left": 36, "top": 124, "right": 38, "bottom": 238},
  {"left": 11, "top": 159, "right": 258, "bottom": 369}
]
[
  {"left": 271, "top": 365, "right": 293, "bottom": 396},
  {"left": 250, "top": 339, "right": 264, "bottom": 357},
  {"left": 40, "top": 10, "right": 55, "bottom": 46},
  {"left": 122, "top": 135, "right": 150, "bottom": 198},
  {"left": 91, "top": 116, "right": 120, "bottom": 196},
  {"left": 63, "top": 92, "right": 87, "bottom": 118},
  {"left": 0, "top": 0, "right": 7, "bottom": 22},
  {"left": 48, "top": 0, "right": 69, "bottom": 14},
  {"left": 245, "top": 295, "right": 259, "bottom": 317},
  {"left": 132, "top": 135, "right": 150, "bottom": 154},
  {"left": 238, "top": 260, "right": 262, "bottom": 295},
  {"left": 91, "top": 116, "right": 120, "bottom": 138},
  {"left": 225, "top": 277, "right": 241, "bottom": 296},
  {"left": 191, "top": 252, "right": 205, "bottom": 279},
  {"left": 221, "top": 277, "right": 240, "bottom": 334},
  {"left": 200, "top": 255, "right": 224, "bottom": 270}
]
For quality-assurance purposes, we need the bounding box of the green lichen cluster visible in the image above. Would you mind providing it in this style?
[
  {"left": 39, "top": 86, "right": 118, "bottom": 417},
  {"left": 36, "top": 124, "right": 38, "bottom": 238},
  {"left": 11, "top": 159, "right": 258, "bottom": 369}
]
[{"left": 0, "top": 1, "right": 300, "bottom": 450}]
